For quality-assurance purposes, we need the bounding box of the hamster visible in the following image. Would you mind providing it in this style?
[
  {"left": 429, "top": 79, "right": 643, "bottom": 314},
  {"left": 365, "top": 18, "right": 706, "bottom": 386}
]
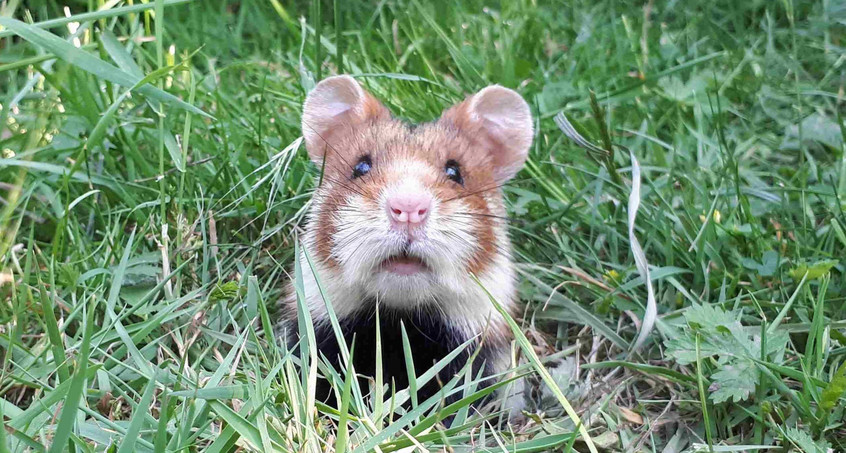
[{"left": 280, "top": 75, "right": 533, "bottom": 411}]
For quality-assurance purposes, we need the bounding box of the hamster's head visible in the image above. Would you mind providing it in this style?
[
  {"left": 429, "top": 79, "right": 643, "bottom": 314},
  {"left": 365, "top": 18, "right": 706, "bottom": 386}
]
[{"left": 301, "top": 75, "right": 533, "bottom": 308}]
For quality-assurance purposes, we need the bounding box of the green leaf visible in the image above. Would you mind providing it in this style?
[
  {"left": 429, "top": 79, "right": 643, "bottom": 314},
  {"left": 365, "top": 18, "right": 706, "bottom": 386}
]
[
  {"left": 759, "top": 251, "right": 780, "bottom": 277},
  {"left": 86, "top": 89, "right": 132, "bottom": 152},
  {"left": 209, "top": 280, "right": 243, "bottom": 301},
  {"left": 789, "top": 260, "right": 838, "bottom": 281},
  {"left": 665, "top": 334, "right": 725, "bottom": 365},
  {"left": 710, "top": 361, "right": 756, "bottom": 403},
  {"left": 666, "top": 303, "right": 758, "bottom": 365},
  {"left": 665, "top": 303, "right": 789, "bottom": 404},
  {"left": 742, "top": 251, "right": 781, "bottom": 277},
  {"left": 820, "top": 362, "right": 846, "bottom": 413},
  {"left": 684, "top": 303, "right": 741, "bottom": 332},
  {"left": 784, "top": 427, "right": 830, "bottom": 453}
]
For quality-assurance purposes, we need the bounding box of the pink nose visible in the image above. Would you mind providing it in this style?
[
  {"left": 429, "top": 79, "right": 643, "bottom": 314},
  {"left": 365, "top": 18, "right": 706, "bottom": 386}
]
[{"left": 387, "top": 193, "right": 431, "bottom": 227}]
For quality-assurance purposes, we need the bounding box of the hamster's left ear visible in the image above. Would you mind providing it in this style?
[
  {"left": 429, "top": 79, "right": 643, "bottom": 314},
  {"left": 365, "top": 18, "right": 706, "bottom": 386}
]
[
  {"left": 440, "top": 85, "right": 533, "bottom": 183},
  {"left": 301, "top": 75, "right": 391, "bottom": 163}
]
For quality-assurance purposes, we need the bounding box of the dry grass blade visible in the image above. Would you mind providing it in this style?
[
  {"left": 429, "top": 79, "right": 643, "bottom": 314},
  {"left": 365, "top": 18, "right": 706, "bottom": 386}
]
[
  {"left": 554, "top": 111, "right": 656, "bottom": 353},
  {"left": 626, "top": 151, "right": 656, "bottom": 353}
]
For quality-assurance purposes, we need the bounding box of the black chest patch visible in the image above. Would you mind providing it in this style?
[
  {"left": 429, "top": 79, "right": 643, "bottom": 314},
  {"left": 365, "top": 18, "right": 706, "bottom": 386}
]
[{"left": 300, "top": 301, "right": 497, "bottom": 408}]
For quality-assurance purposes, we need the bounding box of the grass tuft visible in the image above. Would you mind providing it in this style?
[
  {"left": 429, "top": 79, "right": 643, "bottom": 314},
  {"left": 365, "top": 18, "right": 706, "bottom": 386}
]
[{"left": 2, "top": 0, "right": 846, "bottom": 451}]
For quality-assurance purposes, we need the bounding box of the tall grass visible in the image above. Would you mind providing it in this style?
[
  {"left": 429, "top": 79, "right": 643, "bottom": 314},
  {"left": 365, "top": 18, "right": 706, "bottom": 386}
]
[{"left": 1, "top": 0, "right": 845, "bottom": 451}]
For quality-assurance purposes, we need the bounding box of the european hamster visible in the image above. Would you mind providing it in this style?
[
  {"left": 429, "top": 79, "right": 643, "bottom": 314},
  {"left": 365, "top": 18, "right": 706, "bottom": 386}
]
[{"left": 281, "top": 75, "right": 533, "bottom": 410}]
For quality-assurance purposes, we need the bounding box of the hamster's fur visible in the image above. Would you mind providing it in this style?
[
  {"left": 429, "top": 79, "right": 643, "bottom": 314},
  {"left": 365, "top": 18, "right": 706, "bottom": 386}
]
[{"left": 279, "top": 75, "right": 533, "bottom": 410}]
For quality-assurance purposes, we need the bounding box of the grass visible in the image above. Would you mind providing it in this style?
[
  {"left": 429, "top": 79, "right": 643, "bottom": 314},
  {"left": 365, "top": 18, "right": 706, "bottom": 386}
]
[{"left": 1, "top": 0, "right": 846, "bottom": 451}]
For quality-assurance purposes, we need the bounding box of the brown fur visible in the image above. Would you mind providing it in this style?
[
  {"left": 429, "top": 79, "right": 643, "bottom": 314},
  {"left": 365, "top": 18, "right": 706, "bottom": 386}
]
[
  {"left": 285, "top": 77, "right": 533, "bottom": 380},
  {"left": 309, "top": 118, "right": 504, "bottom": 277}
]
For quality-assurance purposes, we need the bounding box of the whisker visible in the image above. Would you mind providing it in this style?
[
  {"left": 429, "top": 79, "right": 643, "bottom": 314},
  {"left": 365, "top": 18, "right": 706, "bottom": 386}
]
[
  {"left": 450, "top": 212, "right": 515, "bottom": 222},
  {"left": 315, "top": 173, "right": 369, "bottom": 198},
  {"left": 434, "top": 225, "right": 513, "bottom": 258},
  {"left": 440, "top": 177, "right": 531, "bottom": 203}
]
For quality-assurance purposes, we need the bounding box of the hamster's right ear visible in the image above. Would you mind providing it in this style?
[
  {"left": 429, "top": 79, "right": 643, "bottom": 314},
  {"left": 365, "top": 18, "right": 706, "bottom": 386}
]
[
  {"left": 301, "top": 75, "right": 390, "bottom": 163},
  {"left": 439, "top": 85, "right": 533, "bottom": 183}
]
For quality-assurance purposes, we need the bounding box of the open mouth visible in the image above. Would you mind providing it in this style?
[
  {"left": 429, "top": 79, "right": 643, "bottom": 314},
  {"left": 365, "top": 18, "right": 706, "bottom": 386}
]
[{"left": 380, "top": 252, "right": 429, "bottom": 276}]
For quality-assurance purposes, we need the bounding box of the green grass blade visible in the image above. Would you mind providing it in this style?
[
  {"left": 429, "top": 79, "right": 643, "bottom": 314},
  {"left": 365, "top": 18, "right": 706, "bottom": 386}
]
[
  {"left": 768, "top": 273, "right": 808, "bottom": 334},
  {"left": 409, "top": 0, "right": 484, "bottom": 84},
  {"left": 293, "top": 241, "right": 318, "bottom": 416},
  {"left": 302, "top": 245, "right": 367, "bottom": 409},
  {"left": 0, "top": 388, "right": 9, "bottom": 453},
  {"left": 8, "top": 365, "right": 100, "bottom": 430},
  {"left": 0, "top": 17, "right": 211, "bottom": 118},
  {"left": 164, "top": 129, "right": 186, "bottom": 173},
  {"left": 99, "top": 30, "right": 143, "bottom": 79},
  {"left": 475, "top": 276, "right": 599, "bottom": 453},
  {"left": 400, "top": 322, "right": 419, "bottom": 410},
  {"left": 373, "top": 305, "right": 384, "bottom": 427},
  {"left": 582, "top": 360, "right": 698, "bottom": 386},
  {"left": 386, "top": 335, "right": 478, "bottom": 409},
  {"left": 407, "top": 376, "right": 520, "bottom": 437},
  {"left": 116, "top": 376, "right": 157, "bottom": 453},
  {"left": 522, "top": 271, "right": 628, "bottom": 349},
  {"left": 48, "top": 301, "right": 95, "bottom": 453},
  {"left": 85, "top": 89, "right": 132, "bottom": 153},
  {"left": 7, "top": 430, "right": 44, "bottom": 453},
  {"left": 154, "top": 389, "right": 172, "bottom": 452},
  {"left": 36, "top": 271, "right": 69, "bottom": 383},
  {"left": 334, "top": 341, "right": 356, "bottom": 453},
  {"left": 0, "top": 159, "right": 130, "bottom": 191},
  {"left": 0, "top": 0, "right": 192, "bottom": 39},
  {"left": 169, "top": 385, "right": 248, "bottom": 399},
  {"left": 103, "top": 229, "right": 155, "bottom": 377},
  {"left": 208, "top": 401, "right": 264, "bottom": 450},
  {"left": 696, "top": 333, "right": 715, "bottom": 451}
]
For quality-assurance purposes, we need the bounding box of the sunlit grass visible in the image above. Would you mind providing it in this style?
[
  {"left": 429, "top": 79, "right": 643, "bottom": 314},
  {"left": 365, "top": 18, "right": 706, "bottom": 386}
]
[{"left": 1, "top": 0, "right": 845, "bottom": 451}]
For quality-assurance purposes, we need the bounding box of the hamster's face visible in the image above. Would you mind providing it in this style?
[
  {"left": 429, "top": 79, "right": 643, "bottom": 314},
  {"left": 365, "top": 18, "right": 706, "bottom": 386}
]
[{"left": 300, "top": 76, "right": 533, "bottom": 306}]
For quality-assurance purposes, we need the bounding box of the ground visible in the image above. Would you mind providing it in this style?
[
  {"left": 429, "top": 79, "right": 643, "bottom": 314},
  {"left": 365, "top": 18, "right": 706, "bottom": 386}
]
[{"left": 1, "top": 0, "right": 845, "bottom": 452}]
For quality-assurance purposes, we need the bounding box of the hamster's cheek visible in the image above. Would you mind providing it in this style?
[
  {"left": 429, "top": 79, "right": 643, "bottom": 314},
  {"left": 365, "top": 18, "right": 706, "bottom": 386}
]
[
  {"left": 330, "top": 194, "right": 396, "bottom": 278},
  {"left": 416, "top": 198, "right": 478, "bottom": 273}
]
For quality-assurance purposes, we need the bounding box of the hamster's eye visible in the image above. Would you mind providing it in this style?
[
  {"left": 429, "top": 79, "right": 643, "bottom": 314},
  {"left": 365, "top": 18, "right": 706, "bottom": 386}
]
[
  {"left": 444, "top": 160, "right": 463, "bottom": 185},
  {"left": 352, "top": 156, "right": 372, "bottom": 178}
]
